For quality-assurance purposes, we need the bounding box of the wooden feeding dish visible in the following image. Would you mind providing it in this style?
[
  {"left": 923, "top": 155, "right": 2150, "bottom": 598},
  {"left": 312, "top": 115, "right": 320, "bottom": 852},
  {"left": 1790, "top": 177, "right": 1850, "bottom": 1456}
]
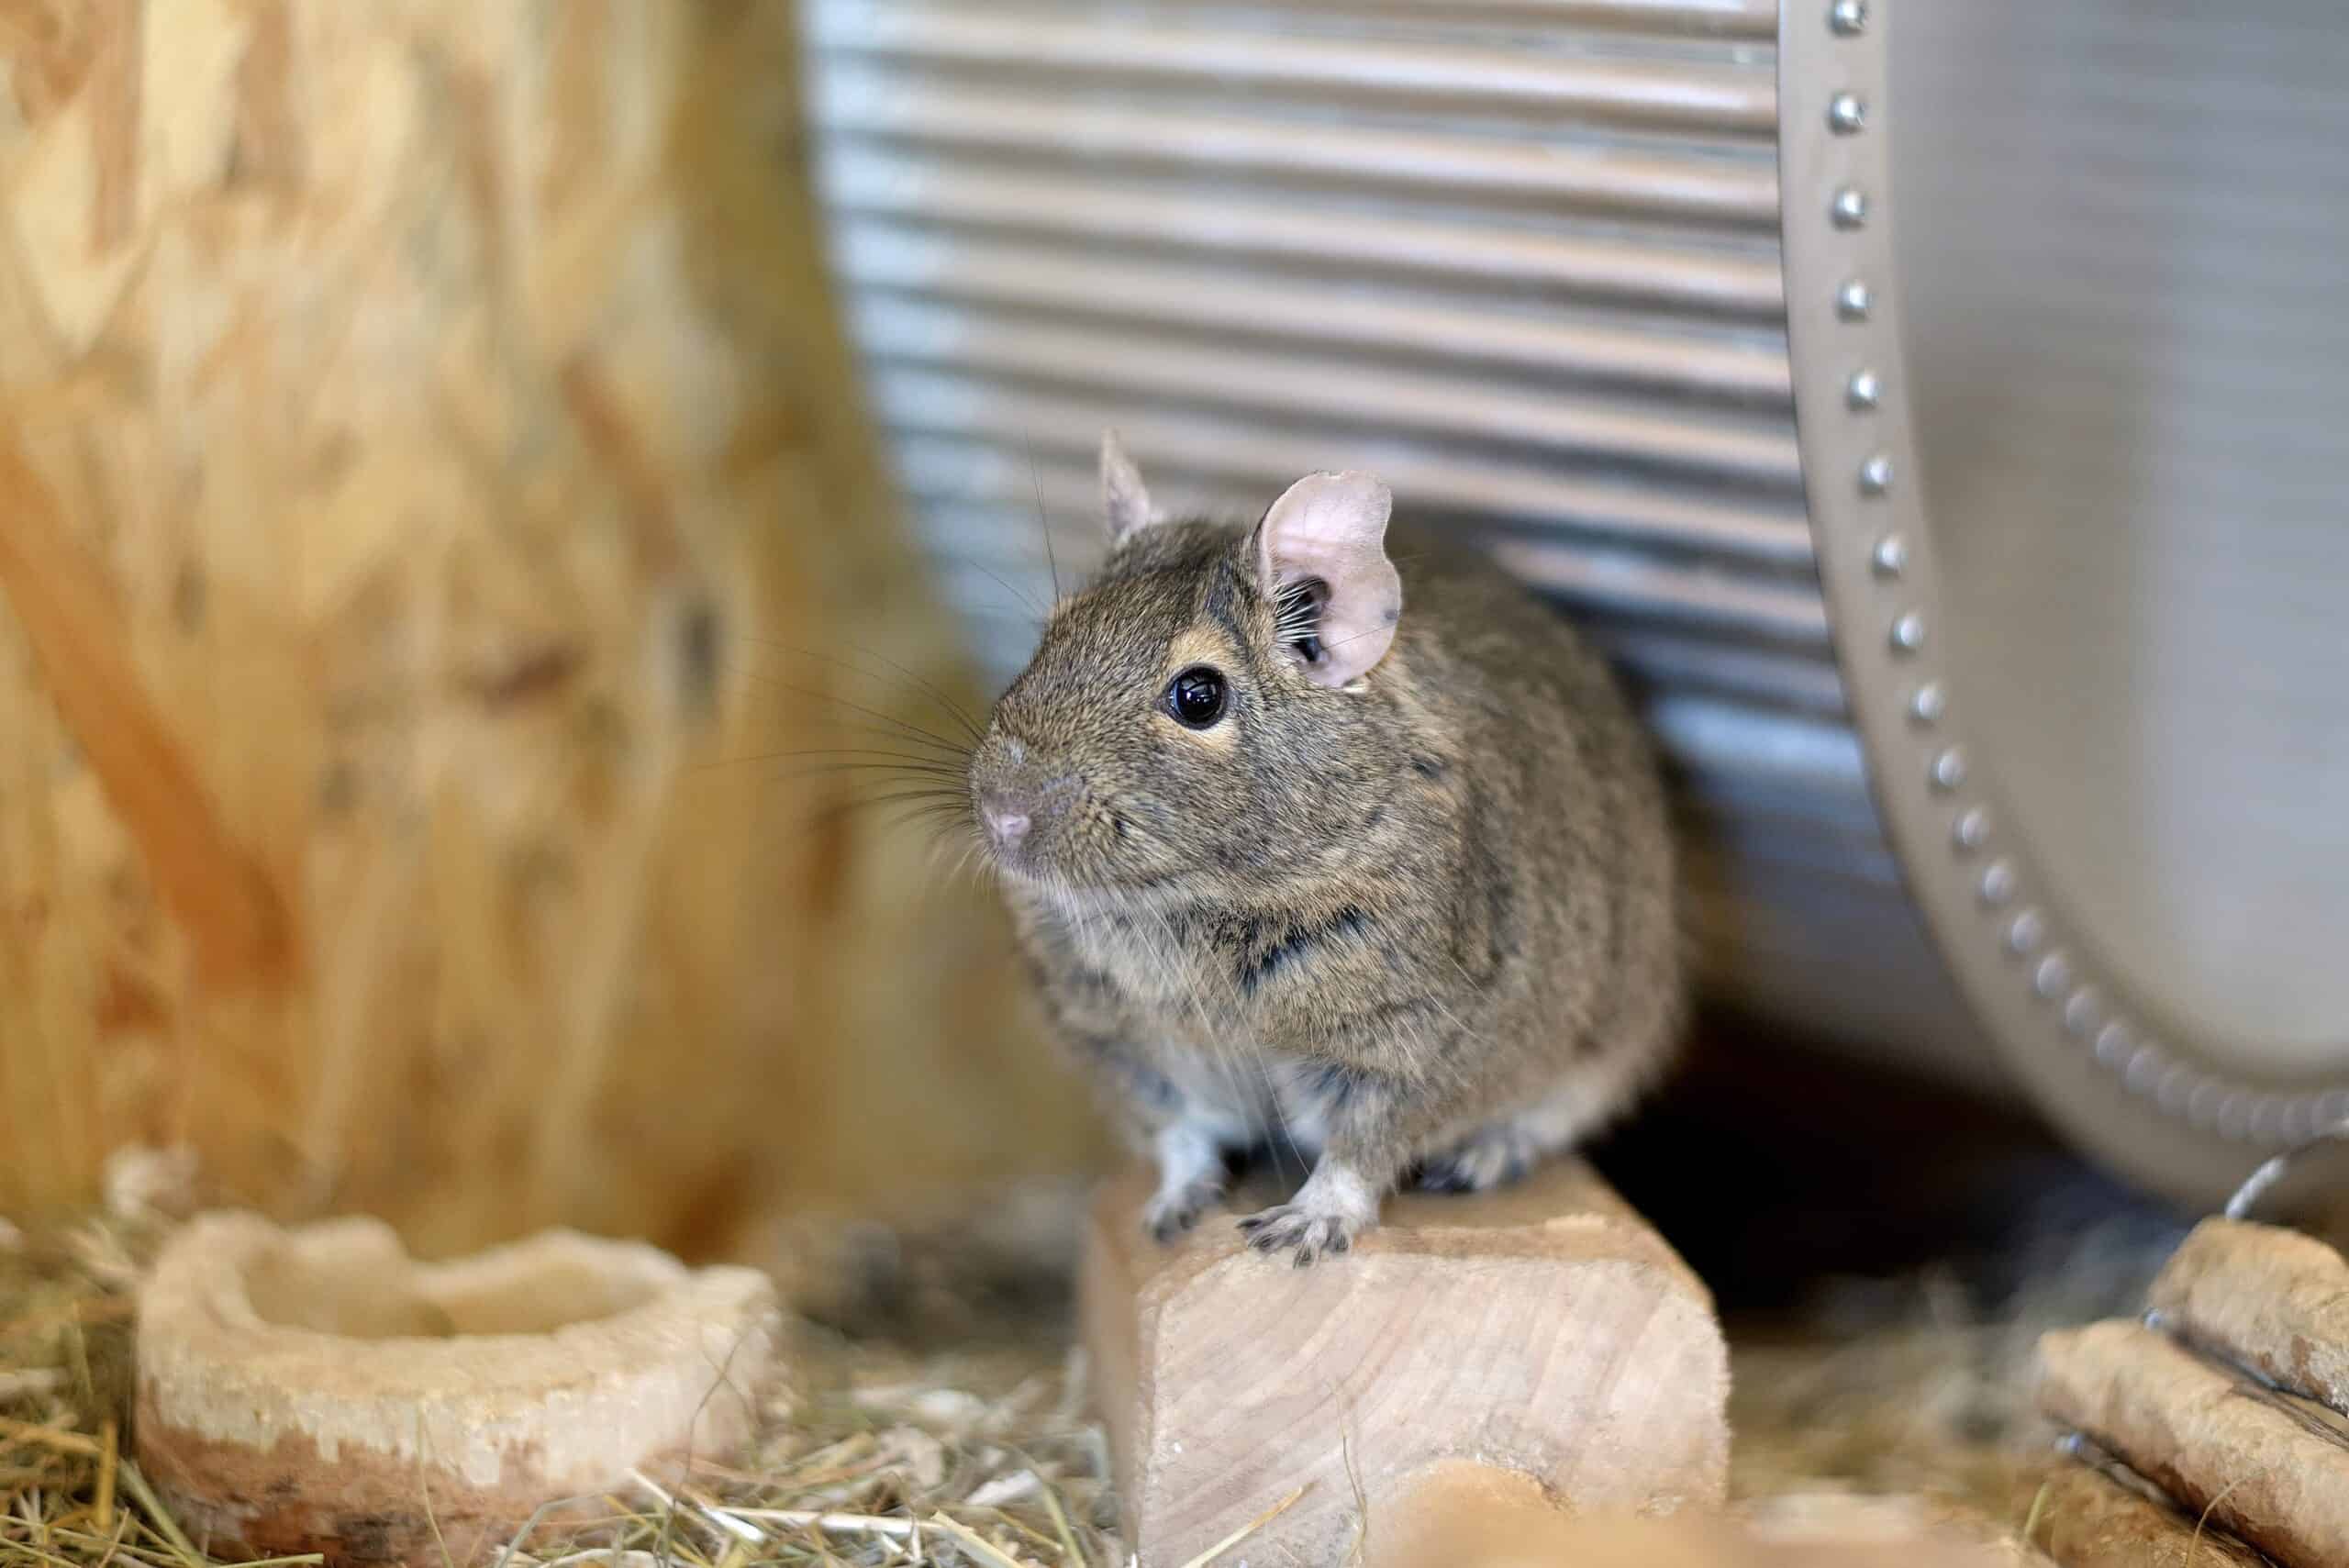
[{"left": 134, "top": 1213, "right": 782, "bottom": 1567}]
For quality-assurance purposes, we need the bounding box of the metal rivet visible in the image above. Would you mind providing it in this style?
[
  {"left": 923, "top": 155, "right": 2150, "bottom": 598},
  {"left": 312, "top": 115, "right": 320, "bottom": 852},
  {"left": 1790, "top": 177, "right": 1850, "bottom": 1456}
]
[
  {"left": 1979, "top": 859, "right": 2016, "bottom": 906},
  {"left": 1871, "top": 533, "right": 1908, "bottom": 577},
  {"left": 2320, "top": 1090, "right": 2349, "bottom": 1127},
  {"left": 2280, "top": 1100, "right": 2316, "bottom": 1146},
  {"left": 2093, "top": 1021, "right": 2131, "bottom": 1068},
  {"left": 2217, "top": 1095, "right": 2253, "bottom": 1141},
  {"left": 2187, "top": 1081, "right": 2224, "bottom": 1130},
  {"left": 1859, "top": 454, "right": 1893, "bottom": 495},
  {"left": 1831, "top": 187, "right": 1869, "bottom": 228},
  {"left": 2157, "top": 1067, "right": 2195, "bottom": 1118},
  {"left": 1829, "top": 94, "right": 1866, "bottom": 134},
  {"left": 1831, "top": 0, "right": 1867, "bottom": 36},
  {"left": 1909, "top": 682, "right": 1945, "bottom": 724},
  {"left": 2123, "top": 1045, "right": 2164, "bottom": 1096},
  {"left": 1890, "top": 611, "right": 1925, "bottom": 652},
  {"left": 2007, "top": 908, "right": 2044, "bottom": 955},
  {"left": 2064, "top": 987, "right": 2101, "bottom": 1038},
  {"left": 1847, "top": 369, "right": 1883, "bottom": 409},
  {"left": 2250, "top": 1097, "right": 2287, "bottom": 1144},
  {"left": 2034, "top": 951, "right": 2071, "bottom": 999},
  {"left": 1930, "top": 746, "right": 1965, "bottom": 789},
  {"left": 1954, "top": 806, "right": 1990, "bottom": 852},
  {"left": 1836, "top": 278, "right": 1873, "bottom": 320}
]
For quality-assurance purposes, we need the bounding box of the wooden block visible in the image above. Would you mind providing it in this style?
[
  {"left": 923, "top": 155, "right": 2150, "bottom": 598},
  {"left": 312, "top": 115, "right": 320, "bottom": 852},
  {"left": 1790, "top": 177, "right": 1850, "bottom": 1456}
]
[
  {"left": 2149, "top": 1218, "right": 2349, "bottom": 1414},
  {"left": 1358, "top": 1465, "right": 2017, "bottom": 1568},
  {"left": 2037, "top": 1319, "right": 2349, "bottom": 1568},
  {"left": 2027, "top": 1463, "right": 2269, "bottom": 1568},
  {"left": 1079, "top": 1160, "right": 1729, "bottom": 1567}
]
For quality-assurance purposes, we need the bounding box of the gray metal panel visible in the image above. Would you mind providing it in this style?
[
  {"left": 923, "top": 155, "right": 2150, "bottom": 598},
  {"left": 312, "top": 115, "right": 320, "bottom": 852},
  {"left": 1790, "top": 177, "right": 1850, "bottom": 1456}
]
[{"left": 801, "top": 0, "right": 1971, "bottom": 1071}]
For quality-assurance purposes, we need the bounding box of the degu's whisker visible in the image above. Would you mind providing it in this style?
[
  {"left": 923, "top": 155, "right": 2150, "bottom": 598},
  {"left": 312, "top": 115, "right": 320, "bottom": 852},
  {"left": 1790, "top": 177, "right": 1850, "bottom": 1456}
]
[
  {"left": 740, "top": 674, "right": 973, "bottom": 755},
  {"left": 1025, "top": 431, "right": 1063, "bottom": 604},
  {"left": 805, "top": 790, "right": 972, "bottom": 829},
  {"left": 939, "top": 550, "right": 1051, "bottom": 624},
  {"left": 692, "top": 746, "right": 965, "bottom": 775},
  {"left": 732, "top": 637, "right": 985, "bottom": 743}
]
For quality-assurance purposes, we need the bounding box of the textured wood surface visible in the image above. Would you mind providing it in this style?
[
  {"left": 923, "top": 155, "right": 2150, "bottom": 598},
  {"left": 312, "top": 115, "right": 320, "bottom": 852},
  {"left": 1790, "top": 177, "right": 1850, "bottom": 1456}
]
[
  {"left": 0, "top": 0, "right": 1094, "bottom": 1249},
  {"left": 2038, "top": 1320, "right": 2349, "bottom": 1568},
  {"left": 1362, "top": 1468, "right": 2024, "bottom": 1568},
  {"left": 1080, "top": 1160, "right": 1729, "bottom": 1567},
  {"left": 2025, "top": 1463, "right": 2269, "bottom": 1568},
  {"left": 2149, "top": 1218, "right": 2349, "bottom": 1417}
]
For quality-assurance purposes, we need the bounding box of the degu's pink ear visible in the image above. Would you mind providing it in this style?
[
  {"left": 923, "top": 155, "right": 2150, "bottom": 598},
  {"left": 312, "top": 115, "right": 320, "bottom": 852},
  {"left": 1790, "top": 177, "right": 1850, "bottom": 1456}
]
[
  {"left": 1253, "top": 471, "right": 1401, "bottom": 688},
  {"left": 1100, "top": 429, "right": 1156, "bottom": 542}
]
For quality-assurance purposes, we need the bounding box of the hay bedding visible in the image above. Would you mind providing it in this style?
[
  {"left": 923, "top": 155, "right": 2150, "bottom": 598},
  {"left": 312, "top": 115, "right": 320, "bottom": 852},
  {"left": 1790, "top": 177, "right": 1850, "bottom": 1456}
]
[{"left": 0, "top": 1157, "right": 2170, "bottom": 1568}]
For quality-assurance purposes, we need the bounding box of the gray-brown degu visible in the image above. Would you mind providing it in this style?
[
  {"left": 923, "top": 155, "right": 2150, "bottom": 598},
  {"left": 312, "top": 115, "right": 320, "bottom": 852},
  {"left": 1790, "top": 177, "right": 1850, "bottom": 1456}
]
[{"left": 966, "top": 435, "right": 1683, "bottom": 1264}]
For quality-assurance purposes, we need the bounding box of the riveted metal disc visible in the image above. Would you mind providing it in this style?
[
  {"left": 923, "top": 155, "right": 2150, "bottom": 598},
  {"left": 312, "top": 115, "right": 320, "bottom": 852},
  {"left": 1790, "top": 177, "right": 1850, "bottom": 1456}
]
[{"left": 1783, "top": 0, "right": 2349, "bottom": 1202}]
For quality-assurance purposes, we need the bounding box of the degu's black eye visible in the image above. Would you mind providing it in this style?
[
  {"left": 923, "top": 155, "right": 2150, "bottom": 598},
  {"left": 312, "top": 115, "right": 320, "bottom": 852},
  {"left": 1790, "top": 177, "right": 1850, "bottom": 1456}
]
[{"left": 1165, "top": 665, "right": 1228, "bottom": 728}]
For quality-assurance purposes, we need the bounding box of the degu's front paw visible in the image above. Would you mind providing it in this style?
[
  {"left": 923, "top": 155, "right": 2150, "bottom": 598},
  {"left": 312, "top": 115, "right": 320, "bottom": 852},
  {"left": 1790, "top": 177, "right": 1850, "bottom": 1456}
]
[
  {"left": 1235, "top": 1202, "right": 1363, "bottom": 1266},
  {"left": 1141, "top": 1178, "right": 1225, "bottom": 1244}
]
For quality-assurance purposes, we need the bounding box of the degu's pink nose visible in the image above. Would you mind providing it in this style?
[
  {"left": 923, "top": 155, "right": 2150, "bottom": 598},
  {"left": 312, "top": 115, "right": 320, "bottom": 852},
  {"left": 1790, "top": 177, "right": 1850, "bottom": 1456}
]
[{"left": 982, "top": 801, "right": 1031, "bottom": 848}]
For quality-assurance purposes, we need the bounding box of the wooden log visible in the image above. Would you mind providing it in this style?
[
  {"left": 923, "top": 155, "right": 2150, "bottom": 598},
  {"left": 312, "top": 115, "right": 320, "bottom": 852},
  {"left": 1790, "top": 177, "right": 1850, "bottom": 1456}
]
[
  {"left": 2036, "top": 1319, "right": 2349, "bottom": 1568},
  {"left": 2025, "top": 1462, "right": 2271, "bottom": 1568},
  {"left": 2149, "top": 1218, "right": 2349, "bottom": 1415},
  {"left": 1079, "top": 1160, "right": 1729, "bottom": 1568},
  {"left": 1357, "top": 1465, "right": 2015, "bottom": 1568}
]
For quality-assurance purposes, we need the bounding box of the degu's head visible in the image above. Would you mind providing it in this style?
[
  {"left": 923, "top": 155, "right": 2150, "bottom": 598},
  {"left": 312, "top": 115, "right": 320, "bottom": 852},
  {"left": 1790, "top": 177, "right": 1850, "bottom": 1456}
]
[{"left": 966, "top": 434, "right": 1405, "bottom": 904}]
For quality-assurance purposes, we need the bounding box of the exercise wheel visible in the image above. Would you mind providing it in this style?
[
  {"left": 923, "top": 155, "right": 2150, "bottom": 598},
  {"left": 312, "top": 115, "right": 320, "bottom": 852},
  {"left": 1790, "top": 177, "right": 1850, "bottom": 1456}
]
[{"left": 800, "top": 0, "right": 2349, "bottom": 1205}]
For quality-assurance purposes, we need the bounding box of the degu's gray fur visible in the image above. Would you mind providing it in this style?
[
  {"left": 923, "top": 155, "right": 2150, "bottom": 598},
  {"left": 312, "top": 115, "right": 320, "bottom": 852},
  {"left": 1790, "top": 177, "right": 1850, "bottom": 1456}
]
[{"left": 965, "top": 435, "right": 1683, "bottom": 1264}]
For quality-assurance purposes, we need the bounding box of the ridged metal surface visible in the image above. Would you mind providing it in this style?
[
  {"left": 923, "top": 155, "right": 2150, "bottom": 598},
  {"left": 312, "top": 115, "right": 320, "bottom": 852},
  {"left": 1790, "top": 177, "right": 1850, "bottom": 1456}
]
[{"left": 802, "top": 0, "right": 1992, "bottom": 1086}]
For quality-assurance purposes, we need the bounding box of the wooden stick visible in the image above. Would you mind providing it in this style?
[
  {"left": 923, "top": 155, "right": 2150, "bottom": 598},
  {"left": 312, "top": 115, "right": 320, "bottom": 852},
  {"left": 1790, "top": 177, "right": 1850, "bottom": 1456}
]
[
  {"left": 2038, "top": 1319, "right": 2349, "bottom": 1567},
  {"left": 2026, "top": 1462, "right": 2269, "bottom": 1568},
  {"left": 2150, "top": 1218, "right": 2349, "bottom": 1416}
]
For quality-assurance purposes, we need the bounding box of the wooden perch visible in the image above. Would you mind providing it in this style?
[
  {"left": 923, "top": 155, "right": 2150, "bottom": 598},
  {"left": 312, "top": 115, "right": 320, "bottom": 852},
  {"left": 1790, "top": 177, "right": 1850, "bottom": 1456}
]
[
  {"left": 1079, "top": 1160, "right": 1729, "bottom": 1567},
  {"left": 1357, "top": 1465, "right": 2014, "bottom": 1568},
  {"left": 2150, "top": 1218, "right": 2349, "bottom": 1416},
  {"left": 2037, "top": 1319, "right": 2349, "bottom": 1568},
  {"left": 2027, "top": 1462, "right": 2271, "bottom": 1568}
]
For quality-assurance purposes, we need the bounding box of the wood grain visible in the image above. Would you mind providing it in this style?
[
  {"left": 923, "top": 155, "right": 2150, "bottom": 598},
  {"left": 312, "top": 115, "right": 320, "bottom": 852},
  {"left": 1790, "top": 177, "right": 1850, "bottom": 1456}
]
[
  {"left": 1081, "top": 1160, "right": 1729, "bottom": 1567},
  {"left": 2150, "top": 1218, "right": 2349, "bottom": 1418},
  {"left": 2037, "top": 1320, "right": 2349, "bottom": 1568},
  {"left": 0, "top": 1, "right": 1097, "bottom": 1239}
]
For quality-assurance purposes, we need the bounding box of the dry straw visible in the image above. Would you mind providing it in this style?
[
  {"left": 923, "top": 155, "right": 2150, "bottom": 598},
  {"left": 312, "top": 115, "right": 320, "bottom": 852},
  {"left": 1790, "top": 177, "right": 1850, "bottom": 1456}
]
[{"left": 0, "top": 1193, "right": 1129, "bottom": 1568}]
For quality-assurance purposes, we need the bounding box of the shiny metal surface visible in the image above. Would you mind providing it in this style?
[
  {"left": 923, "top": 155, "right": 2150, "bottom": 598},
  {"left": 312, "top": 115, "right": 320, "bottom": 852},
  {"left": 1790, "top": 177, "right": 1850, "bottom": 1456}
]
[
  {"left": 1783, "top": 0, "right": 2349, "bottom": 1197},
  {"left": 802, "top": 0, "right": 1994, "bottom": 1094}
]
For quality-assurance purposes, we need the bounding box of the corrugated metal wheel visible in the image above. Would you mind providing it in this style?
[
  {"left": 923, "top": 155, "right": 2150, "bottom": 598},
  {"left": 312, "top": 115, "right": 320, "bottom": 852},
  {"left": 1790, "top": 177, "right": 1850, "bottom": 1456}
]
[{"left": 802, "top": 0, "right": 2349, "bottom": 1206}]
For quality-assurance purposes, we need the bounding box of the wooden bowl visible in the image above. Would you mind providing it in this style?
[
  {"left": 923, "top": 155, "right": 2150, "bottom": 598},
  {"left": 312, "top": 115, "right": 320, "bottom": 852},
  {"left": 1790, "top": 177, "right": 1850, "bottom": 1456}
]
[{"left": 134, "top": 1213, "right": 781, "bottom": 1566}]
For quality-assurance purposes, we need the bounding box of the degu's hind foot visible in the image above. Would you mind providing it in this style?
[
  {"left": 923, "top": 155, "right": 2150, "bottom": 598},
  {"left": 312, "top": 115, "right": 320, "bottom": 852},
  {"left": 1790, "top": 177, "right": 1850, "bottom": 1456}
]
[
  {"left": 1415, "top": 1125, "right": 1536, "bottom": 1193},
  {"left": 1416, "top": 1078, "right": 1615, "bottom": 1194},
  {"left": 1415, "top": 1118, "right": 1557, "bottom": 1194}
]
